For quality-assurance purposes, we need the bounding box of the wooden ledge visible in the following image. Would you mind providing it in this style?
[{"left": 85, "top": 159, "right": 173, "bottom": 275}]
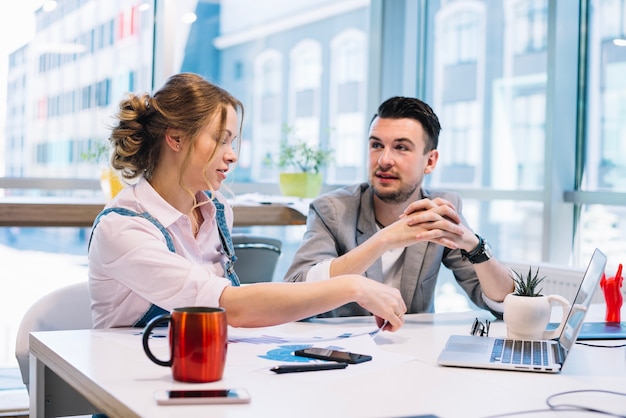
[{"left": 0, "top": 201, "right": 306, "bottom": 228}]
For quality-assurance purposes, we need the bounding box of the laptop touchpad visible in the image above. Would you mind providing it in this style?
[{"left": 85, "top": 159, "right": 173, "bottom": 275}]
[{"left": 447, "top": 343, "right": 488, "bottom": 353}]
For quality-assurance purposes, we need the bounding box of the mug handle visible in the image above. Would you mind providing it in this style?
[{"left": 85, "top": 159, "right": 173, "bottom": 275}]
[
  {"left": 142, "top": 314, "right": 172, "bottom": 367},
  {"left": 542, "top": 294, "right": 571, "bottom": 340}
]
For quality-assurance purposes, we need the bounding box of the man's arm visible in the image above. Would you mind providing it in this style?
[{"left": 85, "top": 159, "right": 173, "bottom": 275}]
[
  {"left": 284, "top": 188, "right": 404, "bottom": 282},
  {"left": 283, "top": 201, "right": 346, "bottom": 282},
  {"left": 328, "top": 211, "right": 463, "bottom": 277},
  {"left": 403, "top": 197, "right": 514, "bottom": 302},
  {"left": 329, "top": 229, "right": 391, "bottom": 276},
  {"left": 472, "top": 259, "right": 515, "bottom": 302},
  {"left": 286, "top": 193, "right": 469, "bottom": 281}
]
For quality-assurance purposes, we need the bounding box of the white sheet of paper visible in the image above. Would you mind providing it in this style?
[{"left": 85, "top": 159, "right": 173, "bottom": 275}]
[{"left": 224, "top": 331, "right": 416, "bottom": 381}]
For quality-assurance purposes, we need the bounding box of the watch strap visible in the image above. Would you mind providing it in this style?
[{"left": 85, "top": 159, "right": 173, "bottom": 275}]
[{"left": 460, "top": 234, "right": 490, "bottom": 264}]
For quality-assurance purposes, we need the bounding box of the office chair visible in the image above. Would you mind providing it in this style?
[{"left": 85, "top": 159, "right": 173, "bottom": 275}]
[
  {"left": 15, "top": 281, "right": 93, "bottom": 391},
  {"left": 232, "top": 234, "right": 282, "bottom": 284}
]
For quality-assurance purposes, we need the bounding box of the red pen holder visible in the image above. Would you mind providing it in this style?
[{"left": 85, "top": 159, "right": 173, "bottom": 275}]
[{"left": 600, "top": 263, "right": 623, "bottom": 323}]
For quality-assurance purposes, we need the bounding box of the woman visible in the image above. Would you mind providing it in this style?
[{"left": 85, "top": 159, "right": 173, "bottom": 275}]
[{"left": 88, "top": 73, "right": 406, "bottom": 330}]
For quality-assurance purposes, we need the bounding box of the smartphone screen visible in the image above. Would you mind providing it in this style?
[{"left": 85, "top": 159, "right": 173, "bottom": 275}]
[
  {"left": 154, "top": 388, "right": 251, "bottom": 405},
  {"left": 294, "top": 347, "right": 372, "bottom": 364}
]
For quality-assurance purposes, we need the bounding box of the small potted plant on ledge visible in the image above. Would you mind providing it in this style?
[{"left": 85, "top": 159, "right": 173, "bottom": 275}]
[
  {"left": 81, "top": 139, "right": 125, "bottom": 200},
  {"left": 503, "top": 267, "right": 570, "bottom": 340},
  {"left": 264, "top": 125, "right": 334, "bottom": 198}
]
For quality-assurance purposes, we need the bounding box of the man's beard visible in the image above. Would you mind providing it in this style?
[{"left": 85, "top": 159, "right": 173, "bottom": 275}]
[{"left": 371, "top": 180, "right": 419, "bottom": 204}]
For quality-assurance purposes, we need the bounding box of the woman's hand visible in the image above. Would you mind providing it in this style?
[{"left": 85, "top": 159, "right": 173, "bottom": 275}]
[{"left": 351, "top": 276, "right": 406, "bottom": 331}]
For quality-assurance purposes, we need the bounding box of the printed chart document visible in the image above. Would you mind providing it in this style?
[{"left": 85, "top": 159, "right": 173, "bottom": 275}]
[{"left": 225, "top": 322, "right": 416, "bottom": 380}]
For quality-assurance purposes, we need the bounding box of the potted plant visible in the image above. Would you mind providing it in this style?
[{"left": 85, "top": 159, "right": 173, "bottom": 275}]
[
  {"left": 503, "top": 267, "right": 570, "bottom": 340},
  {"left": 81, "top": 139, "right": 125, "bottom": 200},
  {"left": 510, "top": 267, "right": 545, "bottom": 297},
  {"left": 264, "top": 125, "right": 334, "bottom": 198}
]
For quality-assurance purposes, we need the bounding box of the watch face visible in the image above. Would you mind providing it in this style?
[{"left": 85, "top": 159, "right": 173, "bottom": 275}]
[{"left": 484, "top": 241, "right": 493, "bottom": 258}]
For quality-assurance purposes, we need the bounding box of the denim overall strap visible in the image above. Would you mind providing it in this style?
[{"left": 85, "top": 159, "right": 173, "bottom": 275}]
[
  {"left": 89, "top": 207, "right": 173, "bottom": 327},
  {"left": 132, "top": 303, "right": 169, "bottom": 328},
  {"left": 205, "top": 192, "right": 240, "bottom": 287},
  {"left": 89, "top": 207, "right": 176, "bottom": 252}
]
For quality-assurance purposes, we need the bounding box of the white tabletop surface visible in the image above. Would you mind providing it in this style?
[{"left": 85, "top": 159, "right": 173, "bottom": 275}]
[{"left": 29, "top": 305, "right": 626, "bottom": 418}]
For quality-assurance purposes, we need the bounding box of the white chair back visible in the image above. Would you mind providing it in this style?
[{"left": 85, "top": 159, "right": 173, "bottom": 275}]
[{"left": 14, "top": 281, "right": 93, "bottom": 390}]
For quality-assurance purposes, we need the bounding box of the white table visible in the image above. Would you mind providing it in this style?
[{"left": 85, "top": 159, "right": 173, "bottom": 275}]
[{"left": 29, "top": 306, "right": 626, "bottom": 418}]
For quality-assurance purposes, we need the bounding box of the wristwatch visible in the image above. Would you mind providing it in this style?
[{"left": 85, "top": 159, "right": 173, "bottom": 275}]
[{"left": 460, "top": 234, "right": 492, "bottom": 264}]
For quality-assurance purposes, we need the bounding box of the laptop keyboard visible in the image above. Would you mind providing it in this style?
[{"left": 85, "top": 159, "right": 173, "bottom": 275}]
[{"left": 490, "top": 338, "right": 549, "bottom": 366}]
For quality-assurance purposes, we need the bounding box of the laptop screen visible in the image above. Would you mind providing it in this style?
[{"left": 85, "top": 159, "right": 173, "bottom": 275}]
[{"left": 558, "top": 248, "right": 607, "bottom": 353}]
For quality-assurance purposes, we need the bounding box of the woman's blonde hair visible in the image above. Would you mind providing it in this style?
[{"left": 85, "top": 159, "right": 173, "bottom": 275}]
[{"left": 109, "top": 73, "right": 243, "bottom": 188}]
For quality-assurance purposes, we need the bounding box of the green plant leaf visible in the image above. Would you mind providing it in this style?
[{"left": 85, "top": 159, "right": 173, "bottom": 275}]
[
  {"left": 510, "top": 266, "right": 545, "bottom": 297},
  {"left": 81, "top": 139, "right": 111, "bottom": 164},
  {"left": 263, "top": 124, "right": 334, "bottom": 173}
]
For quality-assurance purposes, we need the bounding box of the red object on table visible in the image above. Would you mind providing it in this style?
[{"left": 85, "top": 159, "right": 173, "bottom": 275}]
[{"left": 600, "top": 263, "right": 623, "bottom": 323}]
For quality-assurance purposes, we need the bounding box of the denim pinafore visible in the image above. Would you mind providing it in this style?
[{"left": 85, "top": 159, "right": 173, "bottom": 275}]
[{"left": 89, "top": 194, "right": 240, "bottom": 327}]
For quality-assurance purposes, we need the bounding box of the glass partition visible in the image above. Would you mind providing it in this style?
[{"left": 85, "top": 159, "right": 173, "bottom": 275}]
[
  {"left": 423, "top": 0, "right": 549, "bottom": 264},
  {"left": 585, "top": 0, "right": 626, "bottom": 193},
  {"left": 426, "top": 0, "right": 548, "bottom": 191},
  {"left": 575, "top": 0, "right": 626, "bottom": 269},
  {"left": 166, "top": 0, "right": 372, "bottom": 186},
  {"left": 0, "top": 0, "right": 155, "bottom": 368},
  {"left": 3, "top": 0, "right": 154, "bottom": 193}
]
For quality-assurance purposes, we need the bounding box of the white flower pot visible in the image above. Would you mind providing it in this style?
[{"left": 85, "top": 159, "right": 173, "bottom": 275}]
[{"left": 503, "top": 293, "right": 570, "bottom": 340}]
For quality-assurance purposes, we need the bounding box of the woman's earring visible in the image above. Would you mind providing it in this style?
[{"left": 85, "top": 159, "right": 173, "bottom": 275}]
[{"left": 176, "top": 144, "right": 181, "bottom": 151}]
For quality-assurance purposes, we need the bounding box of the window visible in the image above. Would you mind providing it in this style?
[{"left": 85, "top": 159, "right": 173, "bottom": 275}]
[
  {"left": 212, "top": 0, "right": 369, "bottom": 184},
  {"left": 328, "top": 29, "right": 367, "bottom": 182},
  {"left": 512, "top": 0, "right": 548, "bottom": 54},
  {"left": 426, "top": 0, "right": 553, "bottom": 264},
  {"left": 511, "top": 93, "right": 545, "bottom": 189},
  {"left": 599, "top": 0, "right": 626, "bottom": 38},
  {"left": 436, "top": 101, "right": 481, "bottom": 186},
  {"left": 289, "top": 39, "right": 322, "bottom": 144},
  {"left": 0, "top": 0, "right": 156, "bottom": 369},
  {"left": 439, "top": 9, "right": 481, "bottom": 65},
  {"left": 3, "top": 1, "right": 154, "bottom": 187},
  {"left": 433, "top": 3, "right": 485, "bottom": 188},
  {"left": 587, "top": 0, "right": 626, "bottom": 192},
  {"left": 252, "top": 50, "right": 282, "bottom": 180},
  {"left": 576, "top": 0, "right": 626, "bottom": 264},
  {"left": 421, "top": 0, "right": 626, "bottom": 271},
  {"left": 2, "top": 0, "right": 626, "bottom": 368}
]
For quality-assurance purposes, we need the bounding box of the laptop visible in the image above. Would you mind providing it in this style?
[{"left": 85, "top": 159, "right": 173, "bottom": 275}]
[{"left": 437, "top": 248, "right": 607, "bottom": 373}]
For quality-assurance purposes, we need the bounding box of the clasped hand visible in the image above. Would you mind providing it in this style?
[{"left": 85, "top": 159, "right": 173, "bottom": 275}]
[{"left": 381, "top": 197, "right": 469, "bottom": 250}]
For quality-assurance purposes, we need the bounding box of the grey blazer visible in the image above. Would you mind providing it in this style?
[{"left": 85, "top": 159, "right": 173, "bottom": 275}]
[{"left": 284, "top": 183, "right": 491, "bottom": 317}]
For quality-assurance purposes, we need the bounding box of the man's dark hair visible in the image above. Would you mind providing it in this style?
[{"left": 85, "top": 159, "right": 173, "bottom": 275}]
[{"left": 371, "top": 96, "right": 441, "bottom": 152}]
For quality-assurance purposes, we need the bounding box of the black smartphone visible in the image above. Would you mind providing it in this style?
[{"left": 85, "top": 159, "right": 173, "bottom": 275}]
[
  {"left": 154, "top": 389, "right": 251, "bottom": 405},
  {"left": 294, "top": 347, "right": 372, "bottom": 364}
]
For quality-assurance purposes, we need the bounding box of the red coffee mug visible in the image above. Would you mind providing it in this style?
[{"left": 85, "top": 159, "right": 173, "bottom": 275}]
[{"left": 142, "top": 306, "right": 227, "bottom": 383}]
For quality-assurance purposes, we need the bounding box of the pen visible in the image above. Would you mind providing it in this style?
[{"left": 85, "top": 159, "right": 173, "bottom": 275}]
[
  {"left": 370, "top": 320, "right": 388, "bottom": 340},
  {"left": 270, "top": 363, "right": 348, "bottom": 374}
]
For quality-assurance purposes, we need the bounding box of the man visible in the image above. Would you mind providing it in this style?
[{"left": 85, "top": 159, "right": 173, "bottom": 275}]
[{"left": 284, "top": 96, "right": 514, "bottom": 318}]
